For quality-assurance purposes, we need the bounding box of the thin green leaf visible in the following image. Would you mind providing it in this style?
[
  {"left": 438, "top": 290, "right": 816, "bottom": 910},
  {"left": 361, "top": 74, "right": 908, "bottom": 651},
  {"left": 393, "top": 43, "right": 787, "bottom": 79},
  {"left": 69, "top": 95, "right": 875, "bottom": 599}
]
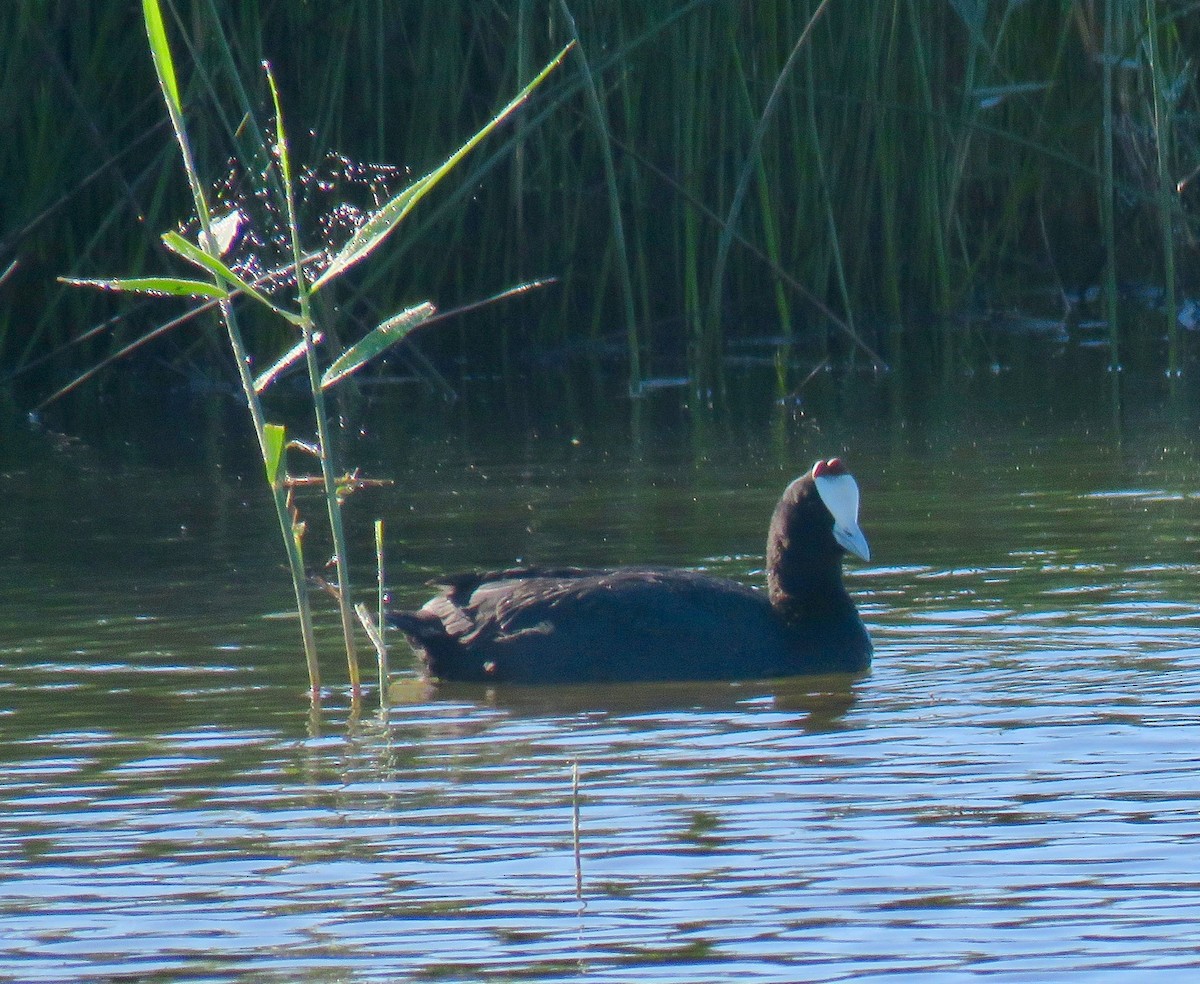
[
  {"left": 60, "top": 275, "right": 229, "bottom": 300},
  {"left": 253, "top": 332, "right": 325, "bottom": 394},
  {"left": 974, "top": 81, "right": 1051, "bottom": 110},
  {"left": 264, "top": 423, "right": 287, "bottom": 486},
  {"left": 321, "top": 302, "right": 436, "bottom": 389},
  {"left": 160, "top": 230, "right": 261, "bottom": 296},
  {"left": 264, "top": 65, "right": 294, "bottom": 206},
  {"left": 263, "top": 62, "right": 311, "bottom": 301},
  {"left": 312, "top": 45, "right": 572, "bottom": 291},
  {"left": 161, "top": 231, "right": 302, "bottom": 324},
  {"left": 311, "top": 174, "right": 431, "bottom": 291},
  {"left": 142, "top": 0, "right": 181, "bottom": 115}
]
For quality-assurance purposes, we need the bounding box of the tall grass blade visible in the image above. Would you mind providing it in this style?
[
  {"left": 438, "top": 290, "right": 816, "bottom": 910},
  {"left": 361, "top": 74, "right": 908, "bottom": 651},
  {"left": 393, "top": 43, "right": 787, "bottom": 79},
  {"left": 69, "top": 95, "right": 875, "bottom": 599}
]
[
  {"left": 142, "top": 0, "right": 182, "bottom": 115},
  {"left": 312, "top": 44, "right": 572, "bottom": 292},
  {"left": 321, "top": 301, "right": 436, "bottom": 389},
  {"left": 1101, "top": 0, "right": 1120, "bottom": 373},
  {"left": 60, "top": 275, "right": 229, "bottom": 300},
  {"left": 802, "top": 28, "right": 856, "bottom": 352},
  {"left": 36, "top": 305, "right": 214, "bottom": 409},
  {"left": 253, "top": 334, "right": 323, "bottom": 394},
  {"left": 141, "top": 0, "right": 215, "bottom": 242},
  {"left": 255, "top": 350, "right": 298, "bottom": 399},
  {"left": 265, "top": 65, "right": 296, "bottom": 214},
  {"left": 417, "top": 279, "right": 556, "bottom": 328},
  {"left": 1143, "top": 0, "right": 1178, "bottom": 376},
  {"left": 557, "top": 1, "right": 641, "bottom": 395},
  {"left": 140, "top": 0, "right": 322, "bottom": 697},
  {"left": 263, "top": 60, "right": 362, "bottom": 698},
  {"left": 374, "top": 518, "right": 388, "bottom": 710},
  {"left": 706, "top": 0, "right": 833, "bottom": 359}
]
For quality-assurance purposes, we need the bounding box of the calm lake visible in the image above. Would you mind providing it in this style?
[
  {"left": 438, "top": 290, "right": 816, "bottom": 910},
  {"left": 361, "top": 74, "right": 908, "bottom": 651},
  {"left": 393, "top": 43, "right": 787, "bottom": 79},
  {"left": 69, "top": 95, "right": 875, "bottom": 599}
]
[{"left": 4, "top": 359, "right": 1200, "bottom": 981}]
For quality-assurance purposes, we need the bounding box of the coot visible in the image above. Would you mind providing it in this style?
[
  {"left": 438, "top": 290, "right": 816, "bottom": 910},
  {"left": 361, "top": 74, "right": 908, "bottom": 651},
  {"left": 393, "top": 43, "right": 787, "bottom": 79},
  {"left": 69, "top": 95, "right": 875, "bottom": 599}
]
[{"left": 389, "top": 458, "right": 872, "bottom": 684}]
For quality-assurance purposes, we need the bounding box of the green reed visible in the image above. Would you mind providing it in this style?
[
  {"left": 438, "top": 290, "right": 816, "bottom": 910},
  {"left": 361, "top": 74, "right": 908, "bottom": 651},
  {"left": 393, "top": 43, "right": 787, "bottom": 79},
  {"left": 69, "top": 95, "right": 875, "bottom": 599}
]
[
  {"left": 5, "top": 2, "right": 1199, "bottom": 403},
  {"left": 558, "top": 0, "right": 642, "bottom": 395},
  {"left": 1142, "top": 0, "right": 1180, "bottom": 377},
  {"left": 60, "top": 0, "right": 567, "bottom": 701}
]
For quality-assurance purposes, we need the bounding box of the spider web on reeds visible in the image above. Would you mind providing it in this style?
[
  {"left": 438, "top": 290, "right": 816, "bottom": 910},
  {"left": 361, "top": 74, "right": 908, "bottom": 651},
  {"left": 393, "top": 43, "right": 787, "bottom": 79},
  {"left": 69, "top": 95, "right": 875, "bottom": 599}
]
[{"left": 182, "top": 149, "right": 414, "bottom": 296}]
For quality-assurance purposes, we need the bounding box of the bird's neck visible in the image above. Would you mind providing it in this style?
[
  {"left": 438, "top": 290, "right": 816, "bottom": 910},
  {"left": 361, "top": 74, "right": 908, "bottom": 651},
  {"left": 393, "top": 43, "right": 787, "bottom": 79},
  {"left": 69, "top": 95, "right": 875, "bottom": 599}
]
[{"left": 767, "top": 553, "right": 854, "bottom": 622}]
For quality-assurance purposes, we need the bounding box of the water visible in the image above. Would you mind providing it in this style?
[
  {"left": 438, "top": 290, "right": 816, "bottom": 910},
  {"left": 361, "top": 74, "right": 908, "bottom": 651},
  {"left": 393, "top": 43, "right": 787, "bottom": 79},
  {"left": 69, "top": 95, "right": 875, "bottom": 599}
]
[{"left": 4, "top": 373, "right": 1200, "bottom": 981}]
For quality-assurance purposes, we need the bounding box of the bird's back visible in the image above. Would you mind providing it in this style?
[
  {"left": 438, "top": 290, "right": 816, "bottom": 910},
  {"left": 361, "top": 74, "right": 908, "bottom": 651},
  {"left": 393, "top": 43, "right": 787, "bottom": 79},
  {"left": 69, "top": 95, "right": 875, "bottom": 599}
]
[{"left": 391, "top": 566, "right": 870, "bottom": 684}]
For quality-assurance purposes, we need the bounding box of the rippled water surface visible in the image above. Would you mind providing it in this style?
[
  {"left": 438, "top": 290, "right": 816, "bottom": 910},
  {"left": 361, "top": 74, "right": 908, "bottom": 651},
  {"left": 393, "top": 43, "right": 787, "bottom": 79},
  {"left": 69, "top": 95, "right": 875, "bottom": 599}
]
[{"left": 4, "top": 381, "right": 1200, "bottom": 981}]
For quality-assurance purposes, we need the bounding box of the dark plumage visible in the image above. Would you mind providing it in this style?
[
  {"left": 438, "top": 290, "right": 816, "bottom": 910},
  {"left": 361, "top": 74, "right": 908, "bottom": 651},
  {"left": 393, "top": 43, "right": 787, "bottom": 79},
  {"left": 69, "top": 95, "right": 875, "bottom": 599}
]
[{"left": 389, "top": 458, "right": 872, "bottom": 684}]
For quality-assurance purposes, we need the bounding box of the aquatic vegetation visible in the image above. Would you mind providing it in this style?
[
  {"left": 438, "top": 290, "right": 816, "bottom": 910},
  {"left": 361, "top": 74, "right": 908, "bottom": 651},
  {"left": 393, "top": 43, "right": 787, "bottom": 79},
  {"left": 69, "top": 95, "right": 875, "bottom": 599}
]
[
  {"left": 60, "top": 0, "right": 567, "bottom": 700},
  {"left": 5, "top": 1, "right": 1199, "bottom": 397}
]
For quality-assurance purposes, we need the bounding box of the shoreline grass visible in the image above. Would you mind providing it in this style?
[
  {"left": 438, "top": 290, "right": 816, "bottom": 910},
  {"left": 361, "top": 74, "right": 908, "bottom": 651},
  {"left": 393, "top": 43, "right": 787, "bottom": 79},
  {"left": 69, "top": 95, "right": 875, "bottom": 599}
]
[{"left": 3, "top": 1, "right": 1198, "bottom": 404}]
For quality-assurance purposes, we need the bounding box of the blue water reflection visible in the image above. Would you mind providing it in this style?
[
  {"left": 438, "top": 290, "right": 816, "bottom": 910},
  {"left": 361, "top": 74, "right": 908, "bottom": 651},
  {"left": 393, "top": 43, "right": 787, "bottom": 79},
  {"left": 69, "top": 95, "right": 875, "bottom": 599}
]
[{"left": 3, "top": 378, "right": 1200, "bottom": 980}]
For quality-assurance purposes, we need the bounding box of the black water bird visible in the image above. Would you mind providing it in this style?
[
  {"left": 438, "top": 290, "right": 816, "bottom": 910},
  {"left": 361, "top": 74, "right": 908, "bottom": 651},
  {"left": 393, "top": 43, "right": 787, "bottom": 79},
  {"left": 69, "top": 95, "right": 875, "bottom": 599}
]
[{"left": 389, "top": 458, "right": 872, "bottom": 684}]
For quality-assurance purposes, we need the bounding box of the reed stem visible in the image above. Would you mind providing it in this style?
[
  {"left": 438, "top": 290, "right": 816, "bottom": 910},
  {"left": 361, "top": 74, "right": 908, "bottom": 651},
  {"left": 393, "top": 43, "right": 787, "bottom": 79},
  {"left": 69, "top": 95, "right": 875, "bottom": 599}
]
[
  {"left": 142, "top": 0, "right": 322, "bottom": 696},
  {"left": 706, "top": 0, "right": 833, "bottom": 393},
  {"left": 557, "top": 0, "right": 642, "bottom": 396},
  {"left": 263, "top": 64, "right": 364, "bottom": 697},
  {"left": 374, "top": 519, "right": 389, "bottom": 705},
  {"left": 1102, "top": 0, "right": 1121, "bottom": 374},
  {"left": 1143, "top": 0, "right": 1179, "bottom": 376}
]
